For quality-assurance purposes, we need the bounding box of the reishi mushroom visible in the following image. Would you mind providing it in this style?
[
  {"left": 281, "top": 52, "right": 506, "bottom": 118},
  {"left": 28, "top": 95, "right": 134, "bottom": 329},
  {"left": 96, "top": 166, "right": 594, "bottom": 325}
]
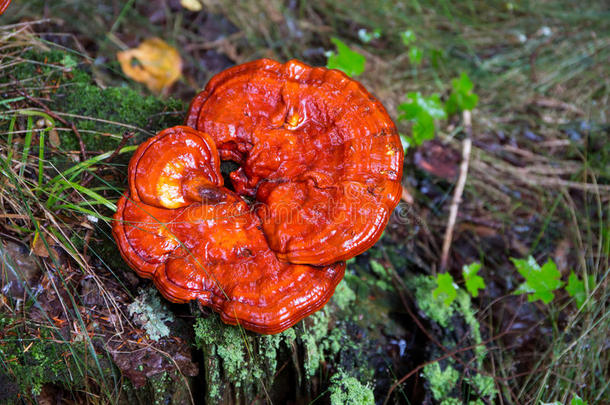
[
  {"left": 186, "top": 59, "right": 403, "bottom": 265},
  {"left": 113, "top": 126, "right": 345, "bottom": 334},
  {"left": 113, "top": 59, "right": 403, "bottom": 334},
  {"left": 0, "top": 0, "right": 11, "bottom": 16}
]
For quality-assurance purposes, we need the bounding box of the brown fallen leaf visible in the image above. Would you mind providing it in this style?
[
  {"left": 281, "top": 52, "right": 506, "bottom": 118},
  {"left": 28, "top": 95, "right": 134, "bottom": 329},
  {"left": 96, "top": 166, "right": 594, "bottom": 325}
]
[
  {"left": 31, "top": 231, "right": 58, "bottom": 261},
  {"left": 48, "top": 129, "right": 60, "bottom": 148},
  {"left": 553, "top": 238, "right": 571, "bottom": 275},
  {"left": 414, "top": 139, "right": 460, "bottom": 180},
  {"left": 117, "top": 38, "right": 182, "bottom": 93}
]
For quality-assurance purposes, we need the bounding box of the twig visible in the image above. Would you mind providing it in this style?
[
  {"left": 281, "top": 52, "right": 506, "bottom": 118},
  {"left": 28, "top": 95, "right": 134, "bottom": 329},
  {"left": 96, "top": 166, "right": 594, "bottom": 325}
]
[
  {"left": 440, "top": 110, "right": 473, "bottom": 271},
  {"left": 105, "top": 131, "right": 134, "bottom": 163}
]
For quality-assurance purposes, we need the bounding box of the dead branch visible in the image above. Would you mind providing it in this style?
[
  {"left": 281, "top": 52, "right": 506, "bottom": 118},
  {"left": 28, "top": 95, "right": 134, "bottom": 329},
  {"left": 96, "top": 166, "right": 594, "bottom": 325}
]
[{"left": 440, "top": 110, "right": 473, "bottom": 271}]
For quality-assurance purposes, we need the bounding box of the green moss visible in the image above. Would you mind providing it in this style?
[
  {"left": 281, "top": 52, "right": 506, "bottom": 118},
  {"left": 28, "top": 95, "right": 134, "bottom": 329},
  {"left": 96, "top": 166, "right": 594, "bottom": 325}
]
[
  {"left": 410, "top": 275, "right": 498, "bottom": 403},
  {"left": 369, "top": 260, "right": 393, "bottom": 291},
  {"left": 4, "top": 49, "right": 185, "bottom": 154},
  {"left": 194, "top": 315, "right": 296, "bottom": 401},
  {"left": 455, "top": 289, "right": 486, "bottom": 363},
  {"left": 0, "top": 316, "right": 90, "bottom": 401},
  {"left": 50, "top": 83, "right": 184, "bottom": 153},
  {"left": 332, "top": 280, "right": 356, "bottom": 311},
  {"left": 193, "top": 274, "right": 377, "bottom": 402},
  {"left": 300, "top": 283, "right": 373, "bottom": 382},
  {"left": 410, "top": 275, "right": 455, "bottom": 327},
  {"left": 467, "top": 374, "right": 497, "bottom": 398},
  {"left": 423, "top": 362, "right": 460, "bottom": 401},
  {"left": 302, "top": 309, "right": 331, "bottom": 378},
  {"left": 144, "top": 371, "right": 190, "bottom": 405},
  {"left": 328, "top": 370, "right": 375, "bottom": 405}
]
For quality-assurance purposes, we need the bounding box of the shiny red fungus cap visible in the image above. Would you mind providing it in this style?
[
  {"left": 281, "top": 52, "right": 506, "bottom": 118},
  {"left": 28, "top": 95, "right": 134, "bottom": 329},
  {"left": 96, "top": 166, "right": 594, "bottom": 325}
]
[
  {"left": 185, "top": 59, "right": 403, "bottom": 265},
  {"left": 0, "top": 0, "right": 11, "bottom": 16},
  {"left": 113, "top": 126, "right": 345, "bottom": 334}
]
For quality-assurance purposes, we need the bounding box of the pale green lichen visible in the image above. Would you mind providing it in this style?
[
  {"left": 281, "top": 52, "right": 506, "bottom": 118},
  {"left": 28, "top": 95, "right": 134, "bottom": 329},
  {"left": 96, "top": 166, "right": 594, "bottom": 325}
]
[
  {"left": 301, "top": 281, "right": 365, "bottom": 379},
  {"left": 329, "top": 370, "right": 375, "bottom": 405},
  {"left": 193, "top": 271, "right": 375, "bottom": 401},
  {"left": 128, "top": 289, "right": 174, "bottom": 342},
  {"left": 302, "top": 309, "right": 331, "bottom": 378},
  {"left": 194, "top": 315, "right": 297, "bottom": 401}
]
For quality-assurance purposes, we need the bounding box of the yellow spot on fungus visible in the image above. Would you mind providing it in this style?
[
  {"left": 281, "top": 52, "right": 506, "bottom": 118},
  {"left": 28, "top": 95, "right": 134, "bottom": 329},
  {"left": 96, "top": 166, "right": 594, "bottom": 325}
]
[{"left": 286, "top": 113, "right": 300, "bottom": 128}]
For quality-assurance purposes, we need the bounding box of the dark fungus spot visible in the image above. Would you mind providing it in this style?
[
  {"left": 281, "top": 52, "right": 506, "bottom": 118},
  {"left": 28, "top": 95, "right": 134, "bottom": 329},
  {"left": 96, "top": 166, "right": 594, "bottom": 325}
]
[{"left": 199, "top": 187, "right": 226, "bottom": 204}]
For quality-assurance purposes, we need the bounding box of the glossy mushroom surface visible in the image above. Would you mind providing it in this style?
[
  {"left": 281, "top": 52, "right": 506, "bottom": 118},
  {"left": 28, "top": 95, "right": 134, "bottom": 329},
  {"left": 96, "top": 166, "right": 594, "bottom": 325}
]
[
  {"left": 186, "top": 59, "right": 403, "bottom": 265},
  {"left": 113, "top": 126, "right": 345, "bottom": 334},
  {"left": 0, "top": 0, "right": 10, "bottom": 16}
]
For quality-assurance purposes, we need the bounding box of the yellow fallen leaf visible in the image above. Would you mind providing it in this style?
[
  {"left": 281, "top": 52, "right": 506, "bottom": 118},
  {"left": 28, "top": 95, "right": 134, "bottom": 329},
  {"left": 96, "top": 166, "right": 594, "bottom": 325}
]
[
  {"left": 31, "top": 230, "right": 58, "bottom": 261},
  {"left": 117, "top": 38, "right": 182, "bottom": 93},
  {"left": 180, "top": 0, "right": 202, "bottom": 11}
]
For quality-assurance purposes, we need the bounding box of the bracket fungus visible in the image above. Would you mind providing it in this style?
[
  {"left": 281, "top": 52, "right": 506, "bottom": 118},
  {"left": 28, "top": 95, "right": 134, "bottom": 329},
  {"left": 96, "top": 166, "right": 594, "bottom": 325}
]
[
  {"left": 0, "top": 0, "right": 10, "bottom": 16},
  {"left": 113, "top": 59, "right": 403, "bottom": 334},
  {"left": 186, "top": 59, "right": 403, "bottom": 265},
  {"left": 113, "top": 126, "right": 345, "bottom": 334}
]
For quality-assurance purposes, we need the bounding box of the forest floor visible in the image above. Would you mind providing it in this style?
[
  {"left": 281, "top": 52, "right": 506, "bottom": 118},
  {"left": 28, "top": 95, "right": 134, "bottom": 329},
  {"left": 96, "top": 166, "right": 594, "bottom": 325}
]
[{"left": 0, "top": 1, "right": 608, "bottom": 404}]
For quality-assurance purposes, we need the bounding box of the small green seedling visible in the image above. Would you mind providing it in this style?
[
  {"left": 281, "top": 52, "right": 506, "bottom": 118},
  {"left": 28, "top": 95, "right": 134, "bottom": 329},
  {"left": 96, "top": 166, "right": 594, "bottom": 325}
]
[
  {"left": 397, "top": 92, "right": 446, "bottom": 147},
  {"left": 433, "top": 272, "right": 458, "bottom": 306},
  {"left": 408, "top": 46, "right": 423, "bottom": 66},
  {"left": 400, "top": 30, "right": 416, "bottom": 46},
  {"left": 571, "top": 394, "right": 587, "bottom": 405},
  {"left": 565, "top": 271, "right": 595, "bottom": 309},
  {"left": 400, "top": 30, "right": 422, "bottom": 66},
  {"left": 511, "top": 256, "right": 563, "bottom": 304},
  {"left": 445, "top": 72, "right": 479, "bottom": 116},
  {"left": 543, "top": 394, "right": 587, "bottom": 405},
  {"left": 326, "top": 37, "right": 366, "bottom": 77},
  {"left": 463, "top": 262, "right": 485, "bottom": 298}
]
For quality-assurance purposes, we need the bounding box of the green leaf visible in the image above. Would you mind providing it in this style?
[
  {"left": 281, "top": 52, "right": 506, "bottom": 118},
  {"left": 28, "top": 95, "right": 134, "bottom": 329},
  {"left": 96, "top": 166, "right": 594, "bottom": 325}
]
[
  {"left": 414, "top": 93, "right": 444, "bottom": 119},
  {"left": 454, "top": 71, "right": 474, "bottom": 93},
  {"left": 445, "top": 72, "right": 479, "bottom": 115},
  {"left": 397, "top": 95, "right": 420, "bottom": 120},
  {"left": 397, "top": 92, "right": 446, "bottom": 147},
  {"left": 511, "top": 256, "right": 564, "bottom": 304},
  {"left": 433, "top": 273, "right": 457, "bottom": 306},
  {"left": 408, "top": 47, "right": 423, "bottom": 65},
  {"left": 463, "top": 262, "right": 485, "bottom": 297},
  {"left": 411, "top": 111, "right": 435, "bottom": 145},
  {"left": 326, "top": 37, "right": 366, "bottom": 77},
  {"left": 571, "top": 394, "right": 586, "bottom": 405},
  {"left": 401, "top": 30, "right": 416, "bottom": 46},
  {"left": 565, "top": 271, "right": 595, "bottom": 309}
]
